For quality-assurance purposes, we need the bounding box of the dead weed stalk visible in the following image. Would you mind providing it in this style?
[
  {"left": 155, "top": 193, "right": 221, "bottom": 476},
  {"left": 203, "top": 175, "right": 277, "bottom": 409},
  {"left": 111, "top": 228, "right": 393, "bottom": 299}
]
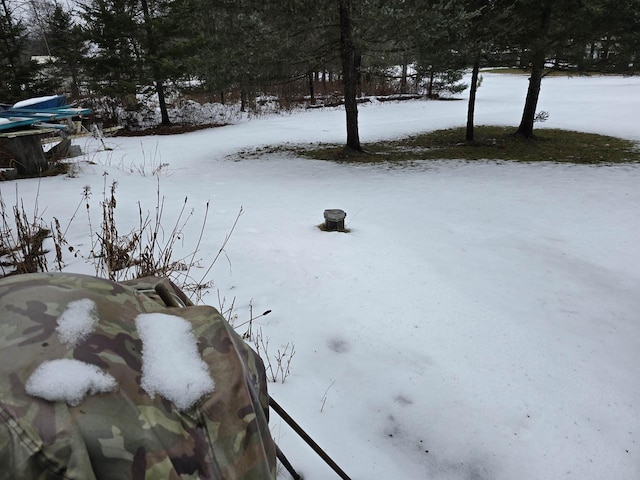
[{"left": 0, "top": 185, "right": 66, "bottom": 276}]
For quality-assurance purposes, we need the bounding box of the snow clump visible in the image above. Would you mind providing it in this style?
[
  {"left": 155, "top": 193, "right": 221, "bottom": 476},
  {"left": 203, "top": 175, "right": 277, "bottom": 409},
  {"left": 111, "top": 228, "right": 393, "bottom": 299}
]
[
  {"left": 25, "top": 359, "right": 117, "bottom": 406},
  {"left": 135, "top": 313, "right": 215, "bottom": 411},
  {"left": 55, "top": 298, "right": 99, "bottom": 347}
]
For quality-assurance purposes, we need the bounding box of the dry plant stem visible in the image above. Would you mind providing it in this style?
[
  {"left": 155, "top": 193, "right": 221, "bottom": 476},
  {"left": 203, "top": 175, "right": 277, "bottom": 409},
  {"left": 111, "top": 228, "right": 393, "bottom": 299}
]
[
  {"left": 159, "top": 196, "right": 193, "bottom": 272},
  {"left": 184, "top": 200, "right": 210, "bottom": 284},
  {"left": 195, "top": 206, "right": 244, "bottom": 289},
  {"left": 234, "top": 305, "right": 272, "bottom": 330},
  {"left": 276, "top": 343, "right": 295, "bottom": 384},
  {"left": 99, "top": 180, "right": 136, "bottom": 279},
  {"left": 252, "top": 327, "right": 295, "bottom": 384},
  {"left": 217, "top": 290, "right": 237, "bottom": 324},
  {"left": 1, "top": 175, "right": 238, "bottom": 303},
  {"left": 51, "top": 218, "right": 65, "bottom": 270},
  {"left": 246, "top": 300, "right": 255, "bottom": 340},
  {"left": 138, "top": 177, "right": 196, "bottom": 279},
  {"left": 0, "top": 186, "right": 51, "bottom": 276},
  {"left": 88, "top": 177, "right": 199, "bottom": 281},
  {"left": 83, "top": 186, "right": 96, "bottom": 270},
  {"left": 321, "top": 380, "right": 336, "bottom": 412},
  {"left": 254, "top": 328, "right": 275, "bottom": 381},
  {"left": 63, "top": 186, "right": 91, "bottom": 238}
]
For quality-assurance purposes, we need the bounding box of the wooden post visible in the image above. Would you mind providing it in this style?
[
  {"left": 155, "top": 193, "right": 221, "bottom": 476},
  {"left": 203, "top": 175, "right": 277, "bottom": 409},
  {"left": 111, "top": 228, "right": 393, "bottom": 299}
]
[
  {"left": 324, "top": 209, "right": 347, "bottom": 231},
  {"left": 0, "top": 129, "right": 54, "bottom": 176},
  {"left": 10, "top": 135, "right": 47, "bottom": 175}
]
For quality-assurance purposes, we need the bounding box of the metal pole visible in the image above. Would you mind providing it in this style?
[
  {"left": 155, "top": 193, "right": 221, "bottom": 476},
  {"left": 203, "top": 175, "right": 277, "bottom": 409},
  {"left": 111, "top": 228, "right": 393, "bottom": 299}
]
[
  {"left": 276, "top": 444, "right": 303, "bottom": 480},
  {"left": 269, "top": 396, "right": 352, "bottom": 480}
]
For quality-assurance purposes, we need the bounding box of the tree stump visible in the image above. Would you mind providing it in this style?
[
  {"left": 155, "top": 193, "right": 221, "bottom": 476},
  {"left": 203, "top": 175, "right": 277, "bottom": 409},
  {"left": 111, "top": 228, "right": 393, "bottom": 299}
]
[
  {"left": 323, "top": 209, "right": 347, "bottom": 231},
  {"left": 5, "top": 130, "right": 49, "bottom": 175}
]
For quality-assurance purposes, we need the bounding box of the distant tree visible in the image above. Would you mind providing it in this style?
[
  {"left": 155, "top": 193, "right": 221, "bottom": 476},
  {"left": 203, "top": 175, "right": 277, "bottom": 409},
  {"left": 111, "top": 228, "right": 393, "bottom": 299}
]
[
  {"left": 139, "top": 0, "right": 170, "bottom": 124},
  {"left": 188, "top": 0, "right": 364, "bottom": 149},
  {"left": 380, "top": 0, "right": 471, "bottom": 115},
  {"left": 79, "top": 0, "right": 189, "bottom": 125},
  {"left": 79, "top": 0, "right": 141, "bottom": 99},
  {"left": 186, "top": 0, "right": 271, "bottom": 105},
  {"left": 24, "top": 0, "right": 57, "bottom": 57},
  {"left": 462, "top": 0, "right": 512, "bottom": 142},
  {"left": 513, "top": 0, "right": 554, "bottom": 138},
  {"left": 45, "top": 5, "right": 86, "bottom": 98},
  {"left": 582, "top": 0, "right": 640, "bottom": 73},
  {"left": 0, "top": 0, "right": 43, "bottom": 102},
  {"left": 500, "top": 0, "right": 639, "bottom": 139},
  {"left": 338, "top": 0, "right": 361, "bottom": 151}
]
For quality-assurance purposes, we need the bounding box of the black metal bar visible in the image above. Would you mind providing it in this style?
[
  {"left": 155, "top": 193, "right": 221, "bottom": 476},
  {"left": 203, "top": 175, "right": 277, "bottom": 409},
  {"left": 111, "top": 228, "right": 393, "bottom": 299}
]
[
  {"left": 269, "top": 396, "right": 352, "bottom": 480},
  {"left": 276, "top": 444, "right": 303, "bottom": 480}
]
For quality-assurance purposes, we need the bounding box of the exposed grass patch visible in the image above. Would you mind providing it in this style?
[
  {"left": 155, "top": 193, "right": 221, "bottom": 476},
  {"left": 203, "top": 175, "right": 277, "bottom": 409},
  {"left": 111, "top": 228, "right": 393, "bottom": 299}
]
[
  {"left": 316, "top": 223, "right": 351, "bottom": 233},
  {"left": 301, "top": 127, "right": 640, "bottom": 164},
  {"left": 481, "top": 68, "right": 599, "bottom": 77},
  {"left": 0, "top": 162, "right": 72, "bottom": 182}
]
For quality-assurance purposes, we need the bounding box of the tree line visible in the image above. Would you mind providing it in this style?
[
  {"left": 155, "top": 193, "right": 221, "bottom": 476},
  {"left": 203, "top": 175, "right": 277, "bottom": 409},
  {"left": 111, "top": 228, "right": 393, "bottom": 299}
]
[{"left": 1, "top": 0, "right": 639, "bottom": 148}]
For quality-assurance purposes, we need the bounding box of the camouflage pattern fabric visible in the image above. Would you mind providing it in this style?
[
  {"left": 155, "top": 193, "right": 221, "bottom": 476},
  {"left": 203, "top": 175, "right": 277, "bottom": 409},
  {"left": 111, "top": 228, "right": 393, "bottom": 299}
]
[{"left": 0, "top": 272, "right": 276, "bottom": 479}]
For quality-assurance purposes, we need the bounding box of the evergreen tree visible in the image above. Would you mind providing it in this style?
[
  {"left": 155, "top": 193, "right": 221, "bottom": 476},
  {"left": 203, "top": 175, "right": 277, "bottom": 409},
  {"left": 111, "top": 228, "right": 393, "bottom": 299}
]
[
  {"left": 497, "top": 0, "right": 638, "bottom": 138},
  {"left": 0, "top": 0, "right": 42, "bottom": 102},
  {"left": 139, "top": 0, "right": 170, "bottom": 124},
  {"left": 338, "top": 0, "right": 361, "bottom": 151},
  {"left": 583, "top": 0, "right": 640, "bottom": 73},
  {"left": 45, "top": 5, "right": 86, "bottom": 98},
  {"left": 25, "top": 0, "right": 57, "bottom": 57},
  {"left": 79, "top": 0, "right": 141, "bottom": 99},
  {"left": 462, "top": 0, "right": 512, "bottom": 142},
  {"left": 79, "top": 0, "right": 192, "bottom": 124}
]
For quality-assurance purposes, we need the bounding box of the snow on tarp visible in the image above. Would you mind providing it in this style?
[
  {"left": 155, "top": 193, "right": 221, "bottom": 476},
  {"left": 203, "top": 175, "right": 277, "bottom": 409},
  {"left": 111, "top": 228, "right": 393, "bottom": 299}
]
[
  {"left": 55, "top": 298, "right": 99, "bottom": 347},
  {"left": 136, "top": 312, "right": 215, "bottom": 411},
  {"left": 43, "top": 307, "right": 220, "bottom": 412},
  {"left": 25, "top": 298, "right": 110, "bottom": 406},
  {"left": 12, "top": 95, "right": 67, "bottom": 109},
  {"left": 25, "top": 359, "right": 117, "bottom": 406},
  {"left": 29, "top": 298, "right": 215, "bottom": 410}
]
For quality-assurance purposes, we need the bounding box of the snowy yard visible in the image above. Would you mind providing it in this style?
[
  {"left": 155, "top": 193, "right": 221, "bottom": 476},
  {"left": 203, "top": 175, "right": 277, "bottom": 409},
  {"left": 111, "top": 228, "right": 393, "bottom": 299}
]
[{"left": 4, "top": 73, "right": 640, "bottom": 479}]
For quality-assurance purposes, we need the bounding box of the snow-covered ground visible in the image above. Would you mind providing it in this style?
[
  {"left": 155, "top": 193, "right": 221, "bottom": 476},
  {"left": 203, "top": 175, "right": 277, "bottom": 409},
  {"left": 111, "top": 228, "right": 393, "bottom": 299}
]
[{"left": 3, "top": 72, "right": 640, "bottom": 479}]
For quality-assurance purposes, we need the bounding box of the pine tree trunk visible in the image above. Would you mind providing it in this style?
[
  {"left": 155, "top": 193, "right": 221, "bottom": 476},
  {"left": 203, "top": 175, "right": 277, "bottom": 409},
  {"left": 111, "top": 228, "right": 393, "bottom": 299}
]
[
  {"left": 308, "top": 71, "right": 315, "bottom": 104},
  {"left": 240, "top": 87, "right": 247, "bottom": 112},
  {"left": 427, "top": 72, "right": 435, "bottom": 97},
  {"left": 516, "top": 1, "right": 552, "bottom": 139},
  {"left": 156, "top": 80, "right": 170, "bottom": 126},
  {"left": 338, "top": 0, "right": 362, "bottom": 152},
  {"left": 400, "top": 59, "right": 408, "bottom": 94},
  {"left": 516, "top": 51, "right": 544, "bottom": 138},
  {"left": 355, "top": 51, "right": 362, "bottom": 96},
  {"left": 466, "top": 58, "right": 480, "bottom": 142},
  {"left": 70, "top": 69, "right": 80, "bottom": 99},
  {"left": 141, "top": 0, "right": 170, "bottom": 126}
]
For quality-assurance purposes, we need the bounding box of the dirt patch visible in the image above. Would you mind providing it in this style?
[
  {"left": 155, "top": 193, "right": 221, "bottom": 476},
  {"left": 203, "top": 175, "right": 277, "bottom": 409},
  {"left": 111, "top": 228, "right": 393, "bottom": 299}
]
[{"left": 115, "top": 123, "right": 227, "bottom": 137}]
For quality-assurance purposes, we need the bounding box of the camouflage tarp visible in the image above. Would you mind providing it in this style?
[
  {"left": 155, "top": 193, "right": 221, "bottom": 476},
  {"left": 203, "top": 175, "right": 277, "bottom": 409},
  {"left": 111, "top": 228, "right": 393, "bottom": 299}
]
[{"left": 0, "top": 272, "right": 276, "bottom": 479}]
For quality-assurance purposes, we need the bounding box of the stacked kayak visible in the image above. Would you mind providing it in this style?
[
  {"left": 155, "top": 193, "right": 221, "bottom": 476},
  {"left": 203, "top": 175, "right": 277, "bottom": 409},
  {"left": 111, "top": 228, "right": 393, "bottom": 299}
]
[{"left": 0, "top": 95, "right": 91, "bottom": 132}]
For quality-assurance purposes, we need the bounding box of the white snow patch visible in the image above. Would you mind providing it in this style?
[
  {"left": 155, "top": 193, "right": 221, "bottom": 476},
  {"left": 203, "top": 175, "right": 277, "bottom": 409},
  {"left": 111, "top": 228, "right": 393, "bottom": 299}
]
[
  {"left": 135, "top": 313, "right": 214, "bottom": 411},
  {"left": 56, "top": 298, "right": 98, "bottom": 347},
  {"left": 25, "top": 359, "right": 117, "bottom": 406}
]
